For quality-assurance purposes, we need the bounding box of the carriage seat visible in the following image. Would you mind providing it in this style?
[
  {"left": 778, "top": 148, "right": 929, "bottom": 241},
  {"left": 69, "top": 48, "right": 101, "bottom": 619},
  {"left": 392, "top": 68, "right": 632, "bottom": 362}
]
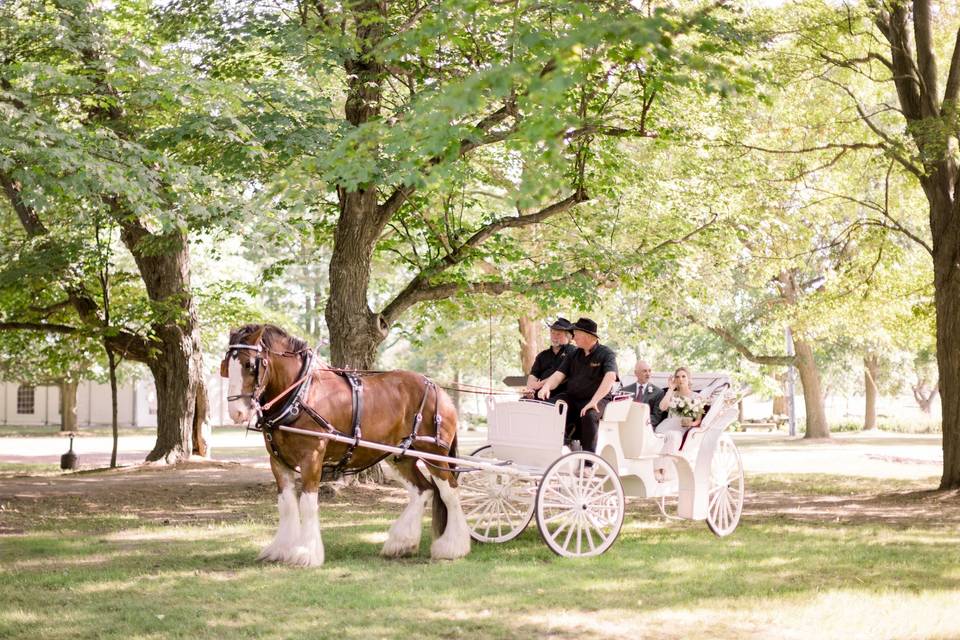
[
  {"left": 485, "top": 397, "right": 567, "bottom": 468},
  {"left": 600, "top": 396, "right": 664, "bottom": 459}
]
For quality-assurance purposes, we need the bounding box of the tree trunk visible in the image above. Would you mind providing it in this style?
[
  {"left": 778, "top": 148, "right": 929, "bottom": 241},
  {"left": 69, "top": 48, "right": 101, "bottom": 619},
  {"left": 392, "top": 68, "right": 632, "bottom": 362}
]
[
  {"left": 452, "top": 370, "right": 463, "bottom": 416},
  {"left": 118, "top": 224, "right": 209, "bottom": 463},
  {"left": 935, "top": 250, "right": 960, "bottom": 489},
  {"left": 192, "top": 376, "right": 209, "bottom": 458},
  {"left": 324, "top": 1, "right": 387, "bottom": 370},
  {"left": 864, "top": 353, "right": 880, "bottom": 431},
  {"left": 518, "top": 316, "right": 540, "bottom": 374},
  {"left": 794, "top": 338, "right": 830, "bottom": 438},
  {"left": 59, "top": 379, "right": 78, "bottom": 432},
  {"left": 913, "top": 381, "right": 939, "bottom": 415},
  {"left": 325, "top": 192, "right": 387, "bottom": 369},
  {"left": 772, "top": 395, "right": 787, "bottom": 416},
  {"left": 871, "top": 2, "right": 960, "bottom": 487},
  {"left": 704, "top": 318, "right": 826, "bottom": 436},
  {"left": 107, "top": 347, "right": 119, "bottom": 468},
  {"left": 144, "top": 328, "right": 205, "bottom": 463}
]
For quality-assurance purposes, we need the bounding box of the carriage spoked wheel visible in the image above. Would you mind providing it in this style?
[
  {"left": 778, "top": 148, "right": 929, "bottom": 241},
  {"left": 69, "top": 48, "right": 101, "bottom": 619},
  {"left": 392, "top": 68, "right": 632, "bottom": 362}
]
[
  {"left": 535, "top": 452, "right": 624, "bottom": 558},
  {"left": 458, "top": 445, "right": 537, "bottom": 543},
  {"left": 705, "top": 434, "right": 744, "bottom": 537}
]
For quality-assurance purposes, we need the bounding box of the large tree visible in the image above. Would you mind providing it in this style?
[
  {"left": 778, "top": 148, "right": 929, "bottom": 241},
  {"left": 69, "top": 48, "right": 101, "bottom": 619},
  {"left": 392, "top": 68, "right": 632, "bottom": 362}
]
[
  {"left": 0, "top": 0, "right": 229, "bottom": 461},
  {"left": 771, "top": 0, "right": 960, "bottom": 486},
  {"left": 179, "top": 0, "right": 754, "bottom": 369}
]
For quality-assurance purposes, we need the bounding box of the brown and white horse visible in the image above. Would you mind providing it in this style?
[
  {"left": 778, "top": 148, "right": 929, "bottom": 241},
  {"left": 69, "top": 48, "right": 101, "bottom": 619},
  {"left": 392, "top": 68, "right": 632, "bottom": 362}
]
[{"left": 222, "top": 324, "right": 470, "bottom": 566}]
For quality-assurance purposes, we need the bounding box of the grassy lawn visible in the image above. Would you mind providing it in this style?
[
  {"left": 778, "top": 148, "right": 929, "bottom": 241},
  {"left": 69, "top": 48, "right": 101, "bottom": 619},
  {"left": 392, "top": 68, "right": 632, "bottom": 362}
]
[
  {"left": 0, "top": 425, "right": 249, "bottom": 438},
  {"left": 1, "top": 468, "right": 958, "bottom": 640},
  {"left": 0, "top": 462, "right": 61, "bottom": 476},
  {"left": 0, "top": 424, "right": 151, "bottom": 438}
]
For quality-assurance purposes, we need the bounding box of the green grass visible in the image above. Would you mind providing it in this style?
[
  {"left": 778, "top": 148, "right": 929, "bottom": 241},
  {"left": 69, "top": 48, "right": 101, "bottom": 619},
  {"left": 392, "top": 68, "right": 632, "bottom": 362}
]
[
  {"left": 0, "top": 424, "right": 148, "bottom": 438},
  {"left": 0, "top": 425, "right": 249, "bottom": 438},
  {"left": 0, "top": 462, "right": 61, "bottom": 475},
  {"left": 829, "top": 418, "right": 942, "bottom": 434},
  {"left": 1, "top": 473, "right": 958, "bottom": 640},
  {"left": 745, "top": 473, "right": 941, "bottom": 495},
  {"left": 735, "top": 418, "right": 942, "bottom": 435}
]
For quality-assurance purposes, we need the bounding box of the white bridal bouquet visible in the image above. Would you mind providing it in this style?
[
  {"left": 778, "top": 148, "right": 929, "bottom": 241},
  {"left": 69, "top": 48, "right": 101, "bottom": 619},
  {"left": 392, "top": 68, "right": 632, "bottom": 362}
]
[{"left": 669, "top": 395, "right": 704, "bottom": 425}]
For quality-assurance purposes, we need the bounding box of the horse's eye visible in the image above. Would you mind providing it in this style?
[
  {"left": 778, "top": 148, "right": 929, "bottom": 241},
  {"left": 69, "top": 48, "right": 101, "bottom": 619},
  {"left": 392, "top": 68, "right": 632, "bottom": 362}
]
[{"left": 244, "top": 362, "right": 255, "bottom": 372}]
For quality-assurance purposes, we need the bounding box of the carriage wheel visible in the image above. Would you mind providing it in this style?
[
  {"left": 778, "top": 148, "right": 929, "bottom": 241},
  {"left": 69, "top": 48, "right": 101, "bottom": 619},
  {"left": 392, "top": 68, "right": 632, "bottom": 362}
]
[
  {"left": 535, "top": 452, "right": 624, "bottom": 558},
  {"left": 705, "top": 435, "right": 744, "bottom": 537},
  {"left": 458, "top": 446, "right": 536, "bottom": 543}
]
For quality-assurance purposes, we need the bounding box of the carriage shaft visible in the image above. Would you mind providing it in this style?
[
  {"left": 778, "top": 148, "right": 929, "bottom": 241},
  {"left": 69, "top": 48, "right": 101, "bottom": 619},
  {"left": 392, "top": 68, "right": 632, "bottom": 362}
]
[{"left": 276, "top": 425, "right": 541, "bottom": 479}]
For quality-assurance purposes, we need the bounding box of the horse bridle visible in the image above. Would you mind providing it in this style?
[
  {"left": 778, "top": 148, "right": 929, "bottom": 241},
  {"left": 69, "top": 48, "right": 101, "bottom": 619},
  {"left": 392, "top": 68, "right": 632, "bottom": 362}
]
[
  {"left": 224, "top": 342, "right": 315, "bottom": 412},
  {"left": 224, "top": 343, "right": 269, "bottom": 411}
]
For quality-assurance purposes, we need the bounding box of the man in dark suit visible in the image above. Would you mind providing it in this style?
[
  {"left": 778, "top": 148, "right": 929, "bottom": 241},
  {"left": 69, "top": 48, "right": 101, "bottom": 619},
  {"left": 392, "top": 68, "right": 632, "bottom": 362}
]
[{"left": 620, "top": 360, "right": 666, "bottom": 428}]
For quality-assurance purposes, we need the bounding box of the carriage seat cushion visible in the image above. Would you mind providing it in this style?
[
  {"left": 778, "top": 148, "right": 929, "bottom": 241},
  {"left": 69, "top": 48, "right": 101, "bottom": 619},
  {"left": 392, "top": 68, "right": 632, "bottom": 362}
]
[{"left": 616, "top": 401, "right": 665, "bottom": 458}]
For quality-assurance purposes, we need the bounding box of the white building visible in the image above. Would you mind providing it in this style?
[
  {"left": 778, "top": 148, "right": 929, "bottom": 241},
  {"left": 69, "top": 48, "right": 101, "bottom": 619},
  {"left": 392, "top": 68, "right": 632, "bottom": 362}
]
[{"left": 0, "top": 375, "right": 232, "bottom": 428}]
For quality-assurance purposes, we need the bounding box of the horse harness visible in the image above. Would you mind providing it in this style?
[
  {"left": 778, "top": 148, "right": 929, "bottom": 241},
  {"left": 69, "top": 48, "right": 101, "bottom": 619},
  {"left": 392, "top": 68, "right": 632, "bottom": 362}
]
[{"left": 225, "top": 342, "right": 447, "bottom": 480}]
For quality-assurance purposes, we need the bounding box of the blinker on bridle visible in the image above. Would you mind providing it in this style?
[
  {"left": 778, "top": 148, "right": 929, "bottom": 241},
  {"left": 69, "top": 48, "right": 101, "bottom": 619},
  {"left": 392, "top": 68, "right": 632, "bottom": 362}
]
[{"left": 224, "top": 343, "right": 267, "bottom": 404}]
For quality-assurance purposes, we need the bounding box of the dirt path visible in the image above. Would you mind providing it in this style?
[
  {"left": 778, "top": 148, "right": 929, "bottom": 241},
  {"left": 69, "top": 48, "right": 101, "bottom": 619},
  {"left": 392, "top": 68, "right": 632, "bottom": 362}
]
[
  {"left": 0, "top": 430, "right": 946, "bottom": 480},
  {"left": 1, "top": 461, "right": 957, "bottom": 537}
]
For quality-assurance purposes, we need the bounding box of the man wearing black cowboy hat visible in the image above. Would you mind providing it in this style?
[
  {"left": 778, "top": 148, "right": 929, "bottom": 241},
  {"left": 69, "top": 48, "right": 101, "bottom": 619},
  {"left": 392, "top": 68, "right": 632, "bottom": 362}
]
[
  {"left": 525, "top": 317, "right": 577, "bottom": 396},
  {"left": 536, "top": 317, "right": 619, "bottom": 453}
]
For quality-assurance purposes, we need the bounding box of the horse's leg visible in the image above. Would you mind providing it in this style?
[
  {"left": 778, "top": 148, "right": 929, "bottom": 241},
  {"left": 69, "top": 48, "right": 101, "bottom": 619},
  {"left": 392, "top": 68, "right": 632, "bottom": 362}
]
[
  {"left": 288, "top": 451, "right": 325, "bottom": 567},
  {"left": 257, "top": 457, "right": 301, "bottom": 563},
  {"left": 427, "top": 456, "right": 471, "bottom": 561},
  {"left": 380, "top": 459, "right": 433, "bottom": 558}
]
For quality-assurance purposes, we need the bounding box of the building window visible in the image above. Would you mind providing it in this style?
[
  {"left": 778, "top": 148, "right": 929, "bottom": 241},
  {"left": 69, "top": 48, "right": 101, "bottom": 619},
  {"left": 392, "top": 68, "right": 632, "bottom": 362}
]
[{"left": 16, "top": 385, "right": 35, "bottom": 414}]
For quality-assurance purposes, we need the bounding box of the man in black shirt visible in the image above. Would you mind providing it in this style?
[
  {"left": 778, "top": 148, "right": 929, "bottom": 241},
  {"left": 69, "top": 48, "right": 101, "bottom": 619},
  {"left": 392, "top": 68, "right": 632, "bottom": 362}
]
[
  {"left": 525, "top": 317, "right": 576, "bottom": 396},
  {"left": 536, "top": 317, "right": 618, "bottom": 453}
]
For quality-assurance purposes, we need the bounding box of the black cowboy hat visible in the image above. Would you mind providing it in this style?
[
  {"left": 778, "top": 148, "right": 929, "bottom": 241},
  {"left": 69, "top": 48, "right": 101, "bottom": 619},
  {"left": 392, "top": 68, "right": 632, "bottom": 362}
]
[
  {"left": 572, "top": 317, "right": 599, "bottom": 338},
  {"left": 547, "top": 317, "right": 575, "bottom": 334}
]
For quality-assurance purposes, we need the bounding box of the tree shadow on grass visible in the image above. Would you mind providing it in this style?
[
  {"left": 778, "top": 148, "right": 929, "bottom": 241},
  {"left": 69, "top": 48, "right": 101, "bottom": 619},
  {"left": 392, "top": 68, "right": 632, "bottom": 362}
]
[{"left": 3, "top": 466, "right": 960, "bottom": 639}]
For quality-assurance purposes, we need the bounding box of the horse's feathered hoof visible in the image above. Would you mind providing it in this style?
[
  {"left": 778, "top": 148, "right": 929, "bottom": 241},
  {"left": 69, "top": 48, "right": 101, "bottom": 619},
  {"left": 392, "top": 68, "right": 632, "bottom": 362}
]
[
  {"left": 430, "top": 534, "right": 470, "bottom": 561},
  {"left": 288, "top": 545, "right": 325, "bottom": 567},
  {"left": 256, "top": 543, "right": 288, "bottom": 563},
  {"left": 381, "top": 539, "right": 419, "bottom": 558}
]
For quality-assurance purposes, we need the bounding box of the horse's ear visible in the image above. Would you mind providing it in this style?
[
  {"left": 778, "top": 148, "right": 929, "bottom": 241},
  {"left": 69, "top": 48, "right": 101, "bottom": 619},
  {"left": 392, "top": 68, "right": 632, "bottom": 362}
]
[
  {"left": 219, "top": 358, "right": 229, "bottom": 379},
  {"left": 250, "top": 325, "right": 266, "bottom": 345}
]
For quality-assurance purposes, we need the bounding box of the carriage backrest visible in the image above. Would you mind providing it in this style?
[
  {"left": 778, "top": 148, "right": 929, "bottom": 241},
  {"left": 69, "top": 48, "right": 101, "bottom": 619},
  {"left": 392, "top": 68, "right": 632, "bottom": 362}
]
[
  {"left": 699, "top": 395, "right": 728, "bottom": 430},
  {"left": 485, "top": 398, "right": 567, "bottom": 468},
  {"left": 645, "top": 372, "right": 731, "bottom": 396},
  {"left": 617, "top": 401, "right": 655, "bottom": 458},
  {"left": 701, "top": 399, "right": 739, "bottom": 432}
]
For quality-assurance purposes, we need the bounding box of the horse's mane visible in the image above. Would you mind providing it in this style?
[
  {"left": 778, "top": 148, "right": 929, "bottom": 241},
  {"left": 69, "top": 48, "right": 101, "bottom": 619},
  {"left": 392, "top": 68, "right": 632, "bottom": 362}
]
[{"left": 230, "top": 323, "right": 311, "bottom": 355}]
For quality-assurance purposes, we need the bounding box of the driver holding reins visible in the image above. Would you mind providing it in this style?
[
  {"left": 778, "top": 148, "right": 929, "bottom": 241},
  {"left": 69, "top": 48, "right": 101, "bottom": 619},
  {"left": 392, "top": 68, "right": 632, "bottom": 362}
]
[{"left": 535, "top": 317, "right": 618, "bottom": 453}]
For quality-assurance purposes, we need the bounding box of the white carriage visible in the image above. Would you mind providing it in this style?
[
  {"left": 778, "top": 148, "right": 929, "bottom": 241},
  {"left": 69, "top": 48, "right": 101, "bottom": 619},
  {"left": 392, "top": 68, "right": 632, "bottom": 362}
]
[{"left": 457, "top": 373, "right": 744, "bottom": 557}]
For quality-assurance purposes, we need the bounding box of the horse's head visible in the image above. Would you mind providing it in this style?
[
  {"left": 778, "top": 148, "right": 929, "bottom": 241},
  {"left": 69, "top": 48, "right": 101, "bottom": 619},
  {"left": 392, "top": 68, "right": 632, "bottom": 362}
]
[
  {"left": 221, "top": 324, "right": 269, "bottom": 424},
  {"left": 221, "top": 323, "right": 315, "bottom": 424}
]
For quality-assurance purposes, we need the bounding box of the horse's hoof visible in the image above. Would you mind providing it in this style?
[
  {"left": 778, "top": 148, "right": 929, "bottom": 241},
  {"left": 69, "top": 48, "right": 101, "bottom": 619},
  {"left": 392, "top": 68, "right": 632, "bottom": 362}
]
[
  {"left": 430, "top": 537, "right": 470, "bottom": 561},
  {"left": 430, "top": 547, "right": 469, "bottom": 561},
  {"left": 288, "top": 545, "right": 324, "bottom": 567},
  {"left": 256, "top": 545, "right": 285, "bottom": 563},
  {"left": 380, "top": 540, "right": 419, "bottom": 558}
]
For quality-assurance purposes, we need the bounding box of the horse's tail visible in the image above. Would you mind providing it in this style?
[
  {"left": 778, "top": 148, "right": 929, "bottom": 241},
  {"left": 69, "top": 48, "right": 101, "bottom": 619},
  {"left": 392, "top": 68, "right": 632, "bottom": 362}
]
[{"left": 430, "top": 432, "right": 458, "bottom": 538}]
